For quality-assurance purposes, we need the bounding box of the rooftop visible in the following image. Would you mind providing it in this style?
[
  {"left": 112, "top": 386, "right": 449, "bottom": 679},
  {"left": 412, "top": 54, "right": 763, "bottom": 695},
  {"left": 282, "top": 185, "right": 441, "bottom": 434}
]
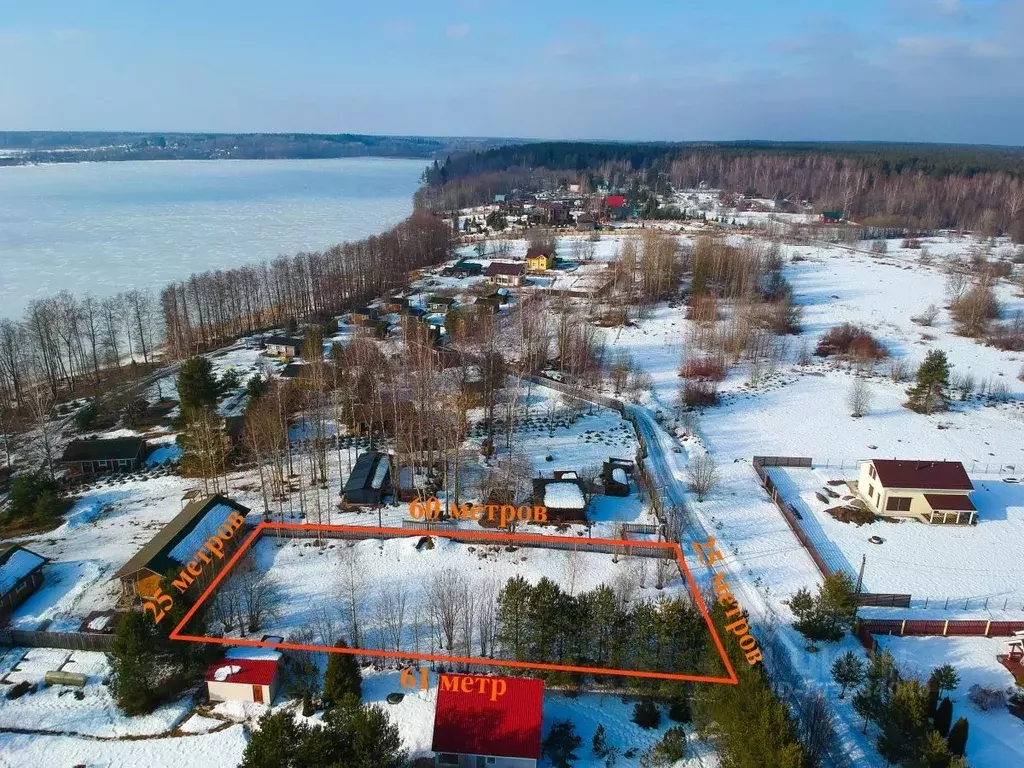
[
  {"left": 61, "top": 437, "right": 146, "bottom": 463},
  {"left": 0, "top": 546, "right": 46, "bottom": 596},
  {"left": 870, "top": 460, "right": 974, "bottom": 491},
  {"left": 431, "top": 675, "right": 543, "bottom": 760},
  {"left": 205, "top": 657, "right": 278, "bottom": 686},
  {"left": 485, "top": 262, "right": 526, "bottom": 277}
]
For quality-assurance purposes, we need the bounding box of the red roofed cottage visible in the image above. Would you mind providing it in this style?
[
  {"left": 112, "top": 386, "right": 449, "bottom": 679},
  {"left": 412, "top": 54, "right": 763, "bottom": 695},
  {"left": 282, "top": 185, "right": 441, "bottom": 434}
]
[
  {"left": 432, "top": 674, "right": 544, "bottom": 767},
  {"left": 858, "top": 459, "right": 976, "bottom": 525},
  {"left": 205, "top": 649, "right": 281, "bottom": 704}
]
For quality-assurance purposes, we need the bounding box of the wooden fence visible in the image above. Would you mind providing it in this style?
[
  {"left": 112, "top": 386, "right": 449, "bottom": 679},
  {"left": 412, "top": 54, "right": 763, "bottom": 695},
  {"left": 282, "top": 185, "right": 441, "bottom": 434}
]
[
  {"left": 857, "top": 618, "right": 1024, "bottom": 652},
  {"left": 752, "top": 456, "right": 912, "bottom": 609},
  {"left": 0, "top": 630, "right": 114, "bottom": 652}
]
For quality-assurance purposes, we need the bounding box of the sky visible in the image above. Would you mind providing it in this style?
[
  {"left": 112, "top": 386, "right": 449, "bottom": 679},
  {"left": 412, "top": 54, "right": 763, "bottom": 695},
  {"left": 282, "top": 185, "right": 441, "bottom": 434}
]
[{"left": 1, "top": 0, "right": 1022, "bottom": 145}]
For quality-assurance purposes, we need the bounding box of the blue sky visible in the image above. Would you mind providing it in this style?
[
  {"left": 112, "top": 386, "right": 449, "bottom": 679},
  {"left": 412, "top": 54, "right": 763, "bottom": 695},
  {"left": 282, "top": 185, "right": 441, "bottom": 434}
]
[{"left": 1, "top": 0, "right": 1022, "bottom": 144}]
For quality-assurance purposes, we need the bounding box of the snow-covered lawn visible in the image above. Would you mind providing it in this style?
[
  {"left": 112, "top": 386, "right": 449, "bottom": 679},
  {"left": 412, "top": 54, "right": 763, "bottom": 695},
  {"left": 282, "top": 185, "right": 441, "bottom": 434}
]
[
  {"left": 880, "top": 635, "right": 1024, "bottom": 768},
  {"left": 768, "top": 465, "right": 1024, "bottom": 609},
  {"left": 0, "top": 649, "right": 190, "bottom": 737}
]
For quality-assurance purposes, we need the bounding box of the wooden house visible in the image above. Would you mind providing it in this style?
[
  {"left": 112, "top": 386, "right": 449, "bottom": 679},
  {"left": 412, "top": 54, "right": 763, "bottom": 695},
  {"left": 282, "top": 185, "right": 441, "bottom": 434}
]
[
  {"left": 61, "top": 437, "right": 148, "bottom": 476},
  {"left": 0, "top": 545, "right": 46, "bottom": 622}
]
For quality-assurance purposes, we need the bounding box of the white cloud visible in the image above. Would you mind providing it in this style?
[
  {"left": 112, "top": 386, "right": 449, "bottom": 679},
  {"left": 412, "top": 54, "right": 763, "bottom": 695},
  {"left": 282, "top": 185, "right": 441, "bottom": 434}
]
[{"left": 445, "top": 23, "right": 471, "bottom": 39}]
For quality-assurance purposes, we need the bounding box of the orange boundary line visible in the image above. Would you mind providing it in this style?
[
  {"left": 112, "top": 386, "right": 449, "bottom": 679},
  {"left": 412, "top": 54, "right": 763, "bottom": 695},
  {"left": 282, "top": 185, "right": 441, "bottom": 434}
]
[{"left": 169, "top": 521, "right": 739, "bottom": 685}]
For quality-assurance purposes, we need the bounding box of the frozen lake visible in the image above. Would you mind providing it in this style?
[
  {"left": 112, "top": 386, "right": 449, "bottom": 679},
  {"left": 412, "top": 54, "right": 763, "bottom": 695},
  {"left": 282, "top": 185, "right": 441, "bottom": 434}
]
[{"left": 0, "top": 157, "right": 425, "bottom": 317}]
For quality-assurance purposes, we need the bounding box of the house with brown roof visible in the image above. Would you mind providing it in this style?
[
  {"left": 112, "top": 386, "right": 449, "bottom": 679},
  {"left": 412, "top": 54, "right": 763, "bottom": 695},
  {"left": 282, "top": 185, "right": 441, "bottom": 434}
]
[
  {"left": 485, "top": 262, "right": 525, "bottom": 287},
  {"left": 857, "top": 459, "right": 976, "bottom": 525}
]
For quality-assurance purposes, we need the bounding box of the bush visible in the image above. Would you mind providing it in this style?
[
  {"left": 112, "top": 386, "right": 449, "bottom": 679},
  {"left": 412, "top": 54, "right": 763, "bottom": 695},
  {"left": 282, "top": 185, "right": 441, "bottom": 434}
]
[
  {"left": 815, "top": 323, "right": 888, "bottom": 360},
  {"left": 902, "top": 237, "right": 922, "bottom": 249},
  {"left": 681, "top": 380, "right": 719, "bottom": 407},
  {"left": 986, "top": 312, "right": 1024, "bottom": 351},
  {"left": 680, "top": 357, "right": 726, "bottom": 381},
  {"left": 632, "top": 699, "right": 661, "bottom": 729},
  {"left": 967, "top": 684, "right": 1005, "bottom": 711},
  {"left": 668, "top": 696, "right": 692, "bottom": 723},
  {"left": 73, "top": 402, "right": 98, "bottom": 431},
  {"left": 6, "top": 471, "right": 66, "bottom": 525},
  {"left": 950, "top": 279, "right": 1000, "bottom": 337},
  {"left": 652, "top": 726, "right": 687, "bottom": 763},
  {"left": 543, "top": 719, "right": 582, "bottom": 767}
]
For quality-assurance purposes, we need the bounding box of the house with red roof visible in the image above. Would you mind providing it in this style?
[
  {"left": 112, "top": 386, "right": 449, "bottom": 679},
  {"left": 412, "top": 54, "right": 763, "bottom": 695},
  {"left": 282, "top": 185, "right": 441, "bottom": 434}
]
[
  {"left": 432, "top": 674, "right": 544, "bottom": 767},
  {"left": 857, "top": 459, "right": 976, "bottom": 525},
  {"left": 205, "top": 648, "right": 282, "bottom": 704}
]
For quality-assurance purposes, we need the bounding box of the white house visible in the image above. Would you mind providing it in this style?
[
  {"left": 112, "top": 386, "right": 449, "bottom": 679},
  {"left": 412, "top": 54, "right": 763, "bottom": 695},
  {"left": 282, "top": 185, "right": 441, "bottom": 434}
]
[
  {"left": 205, "top": 648, "right": 282, "bottom": 704},
  {"left": 857, "top": 459, "right": 976, "bottom": 525}
]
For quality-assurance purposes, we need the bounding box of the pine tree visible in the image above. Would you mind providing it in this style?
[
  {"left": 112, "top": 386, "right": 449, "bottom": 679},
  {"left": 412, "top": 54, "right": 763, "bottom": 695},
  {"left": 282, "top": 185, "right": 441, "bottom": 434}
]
[
  {"left": 322, "top": 639, "right": 363, "bottom": 707},
  {"left": 934, "top": 697, "right": 954, "bottom": 738},
  {"left": 108, "top": 611, "right": 160, "bottom": 715},
  {"left": 918, "top": 729, "right": 955, "bottom": 768},
  {"left": 633, "top": 699, "right": 661, "bottom": 729},
  {"left": 592, "top": 723, "right": 609, "bottom": 758},
  {"left": 947, "top": 717, "right": 969, "bottom": 757},
  {"left": 906, "top": 349, "right": 950, "bottom": 414},
  {"left": 543, "top": 719, "right": 582, "bottom": 767},
  {"left": 496, "top": 575, "right": 533, "bottom": 660},
  {"left": 852, "top": 649, "right": 899, "bottom": 733},
  {"left": 790, "top": 571, "right": 857, "bottom": 642},
  {"left": 930, "top": 664, "right": 961, "bottom": 696},
  {"left": 877, "top": 680, "right": 931, "bottom": 765},
  {"left": 832, "top": 650, "right": 865, "bottom": 699},
  {"left": 177, "top": 356, "right": 220, "bottom": 414},
  {"left": 240, "top": 710, "right": 307, "bottom": 768},
  {"left": 668, "top": 695, "right": 692, "bottom": 723}
]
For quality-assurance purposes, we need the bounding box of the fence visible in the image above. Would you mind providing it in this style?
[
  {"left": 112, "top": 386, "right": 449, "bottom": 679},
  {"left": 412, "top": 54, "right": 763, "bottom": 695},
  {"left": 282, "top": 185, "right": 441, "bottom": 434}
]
[
  {"left": 856, "top": 618, "right": 1024, "bottom": 652},
  {"left": 752, "top": 456, "right": 912, "bottom": 609},
  {"left": 0, "top": 630, "right": 114, "bottom": 652},
  {"left": 619, "top": 522, "right": 661, "bottom": 537}
]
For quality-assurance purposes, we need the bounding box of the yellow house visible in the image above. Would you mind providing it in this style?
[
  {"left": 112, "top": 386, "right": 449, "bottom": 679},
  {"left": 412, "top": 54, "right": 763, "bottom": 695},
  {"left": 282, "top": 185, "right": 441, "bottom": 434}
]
[
  {"left": 525, "top": 248, "right": 554, "bottom": 272},
  {"left": 857, "top": 459, "right": 976, "bottom": 525}
]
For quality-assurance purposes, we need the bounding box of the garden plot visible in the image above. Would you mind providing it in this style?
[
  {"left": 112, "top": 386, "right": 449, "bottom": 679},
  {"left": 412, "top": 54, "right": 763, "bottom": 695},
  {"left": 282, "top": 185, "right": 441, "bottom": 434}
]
[
  {"left": 0, "top": 649, "right": 190, "bottom": 737},
  {"left": 877, "top": 635, "right": 1024, "bottom": 768},
  {"left": 216, "top": 534, "right": 693, "bottom": 654},
  {"left": 767, "top": 465, "right": 1024, "bottom": 610}
]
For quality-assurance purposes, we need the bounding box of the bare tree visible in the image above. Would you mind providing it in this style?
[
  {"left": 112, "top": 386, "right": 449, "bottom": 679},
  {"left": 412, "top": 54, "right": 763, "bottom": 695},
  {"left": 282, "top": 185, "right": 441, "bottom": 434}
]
[
  {"left": 686, "top": 453, "right": 719, "bottom": 502},
  {"left": 477, "top": 577, "right": 499, "bottom": 658},
  {"left": 375, "top": 583, "right": 408, "bottom": 654},
  {"left": 426, "top": 568, "right": 464, "bottom": 652},
  {"left": 797, "top": 691, "right": 837, "bottom": 768},
  {"left": 235, "top": 555, "right": 283, "bottom": 634},
  {"left": 309, "top": 603, "right": 339, "bottom": 648},
  {"left": 337, "top": 543, "right": 365, "bottom": 647},
  {"left": 848, "top": 376, "right": 873, "bottom": 418}
]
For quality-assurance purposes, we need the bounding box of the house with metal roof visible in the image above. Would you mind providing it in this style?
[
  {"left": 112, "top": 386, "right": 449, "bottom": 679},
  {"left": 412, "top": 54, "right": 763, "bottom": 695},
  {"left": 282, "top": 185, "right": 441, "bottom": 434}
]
[
  {"left": 432, "top": 674, "right": 543, "bottom": 767},
  {"left": 342, "top": 450, "right": 392, "bottom": 506},
  {"left": 113, "top": 494, "right": 250, "bottom": 603},
  {"left": 857, "top": 459, "right": 976, "bottom": 525},
  {"left": 264, "top": 335, "right": 304, "bottom": 358},
  {"left": 206, "top": 647, "right": 282, "bottom": 705},
  {"left": 485, "top": 262, "right": 526, "bottom": 287},
  {"left": 60, "top": 437, "right": 148, "bottom": 476},
  {"left": 0, "top": 545, "right": 46, "bottom": 622}
]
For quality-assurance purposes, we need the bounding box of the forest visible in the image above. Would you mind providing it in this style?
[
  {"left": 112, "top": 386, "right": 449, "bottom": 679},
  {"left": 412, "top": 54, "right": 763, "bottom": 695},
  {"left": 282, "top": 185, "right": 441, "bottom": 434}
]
[{"left": 420, "top": 141, "right": 1024, "bottom": 235}]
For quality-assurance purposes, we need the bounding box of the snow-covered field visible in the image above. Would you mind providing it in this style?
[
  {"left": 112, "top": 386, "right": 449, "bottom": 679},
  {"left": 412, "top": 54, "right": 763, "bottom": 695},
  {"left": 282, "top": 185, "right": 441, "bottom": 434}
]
[{"left": 769, "top": 465, "right": 1024, "bottom": 610}]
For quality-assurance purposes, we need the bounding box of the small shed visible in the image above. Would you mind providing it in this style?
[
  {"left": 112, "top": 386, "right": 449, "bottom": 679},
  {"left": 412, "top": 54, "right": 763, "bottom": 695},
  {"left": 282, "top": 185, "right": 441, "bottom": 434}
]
[
  {"left": 206, "top": 648, "right": 281, "bottom": 705},
  {"left": 343, "top": 450, "right": 393, "bottom": 506},
  {"left": 264, "top": 335, "right": 304, "bottom": 358},
  {"left": 603, "top": 458, "right": 634, "bottom": 497},
  {"left": 61, "top": 437, "right": 148, "bottom": 476},
  {"left": 0, "top": 545, "right": 46, "bottom": 622},
  {"left": 427, "top": 296, "right": 457, "bottom": 314},
  {"left": 821, "top": 210, "right": 842, "bottom": 223},
  {"left": 532, "top": 478, "right": 588, "bottom": 523},
  {"left": 351, "top": 306, "right": 380, "bottom": 326}
]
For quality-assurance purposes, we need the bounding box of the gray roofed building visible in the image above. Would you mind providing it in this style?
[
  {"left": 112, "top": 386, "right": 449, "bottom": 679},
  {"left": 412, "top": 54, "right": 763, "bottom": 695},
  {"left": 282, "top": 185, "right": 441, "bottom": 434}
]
[
  {"left": 113, "top": 494, "right": 250, "bottom": 602},
  {"left": 61, "top": 437, "right": 148, "bottom": 476},
  {"left": 343, "top": 450, "right": 393, "bottom": 506}
]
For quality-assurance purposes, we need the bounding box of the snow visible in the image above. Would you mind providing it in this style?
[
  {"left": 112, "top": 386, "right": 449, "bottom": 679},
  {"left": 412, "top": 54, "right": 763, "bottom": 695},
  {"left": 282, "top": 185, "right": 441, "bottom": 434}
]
[
  {"left": 0, "top": 549, "right": 44, "bottom": 594},
  {"left": 371, "top": 456, "right": 390, "bottom": 490},
  {"left": 86, "top": 614, "right": 110, "bottom": 631},
  {"left": 543, "top": 481, "right": 586, "bottom": 510},
  {"left": 145, "top": 443, "right": 182, "bottom": 465},
  {"left": 0, "top": 725, "right": 248, "bottom": 768},
  {"left": 878, "top": 635, "right": 1024, "bottom": 768},
  {"left": 212, "top": 665, "right": 242, "bottom": 682},
  {"left": 613, "top": 467, "right": 628, "bottom": 484},
  {"left": 177, "top": 714, "right": 225, "bottom": 734},
  {"left": 0, "top": 649, "right": 191, "bottom": 738},
  {"left": 225, "top": 646, "right": 282, "bottom": 661},
  {"left": 166, "top": 502, "right": 239, "bottom": 564},
  {"left": 768, "top": 465, "right": 1024, "bottom": 608}
]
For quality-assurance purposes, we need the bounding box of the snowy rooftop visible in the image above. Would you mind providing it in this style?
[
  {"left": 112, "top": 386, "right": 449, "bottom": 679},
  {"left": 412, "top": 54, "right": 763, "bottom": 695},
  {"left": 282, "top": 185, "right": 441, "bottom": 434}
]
[
  {"left": 167, "top": 503, "right": 239, "bottom": 564},
  {"left": 543, "top": 481, "right": 586, "bottom": 510},
  {"left": 0, "top": 548, "right": 45, "bottom": 595}
]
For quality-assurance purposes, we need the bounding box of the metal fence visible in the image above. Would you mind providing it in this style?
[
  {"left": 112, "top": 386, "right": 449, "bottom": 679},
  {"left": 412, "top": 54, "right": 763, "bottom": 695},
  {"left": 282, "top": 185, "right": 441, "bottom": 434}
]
[
  {"left": 0, "top": 630, "right": 114, "bottom": 652},
  {"left": 752, "top": 457, "right": 912, "bottom": 608},
  {"left": 857, "top": 618, "right": 1024, "bottom": 652}
]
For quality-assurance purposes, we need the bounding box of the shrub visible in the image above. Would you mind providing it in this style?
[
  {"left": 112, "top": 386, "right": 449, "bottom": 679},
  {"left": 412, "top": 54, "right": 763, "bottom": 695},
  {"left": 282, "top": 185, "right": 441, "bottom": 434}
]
[
  {"left": 680, "top": 357, "right": 726, "bottom": 381},
  {"left": 815, "top": 323, "right": 888, "bottom": 360},
  {"left": 681, "top": 380, "right": 719, "bottom": 407},
  {"left": 950, "top": 279, "right": 1000, "bottom": 337},
  {"left": 632, "top": 699, "right": 661, "bottom": 729},
  {"left": 870, "top": 240, "right": 888, "bottom": 254},
  {"left": 73, "top": 402, "right": 98, "bottom": 431},
  {"left": 967, "top": 684, "right": 1005, "bottom": 711},
  {"left": 6, "top": 471, "right": 66, "bottom": 524},
  {"left": 543, "top": 719, "right": 582, "bottom": 767},
  {"left": 986, "top": 312, "right": 1024, "bottom": 351},
  {"left": 902, "top": 237, "right": 921, "bottom": 249}
]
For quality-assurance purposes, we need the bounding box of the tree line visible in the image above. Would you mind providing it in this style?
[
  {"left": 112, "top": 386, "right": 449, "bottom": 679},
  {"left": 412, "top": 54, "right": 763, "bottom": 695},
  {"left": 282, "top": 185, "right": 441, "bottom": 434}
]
[{"left": 421, "top": 141, "right": 1024, "bottom": 234}]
